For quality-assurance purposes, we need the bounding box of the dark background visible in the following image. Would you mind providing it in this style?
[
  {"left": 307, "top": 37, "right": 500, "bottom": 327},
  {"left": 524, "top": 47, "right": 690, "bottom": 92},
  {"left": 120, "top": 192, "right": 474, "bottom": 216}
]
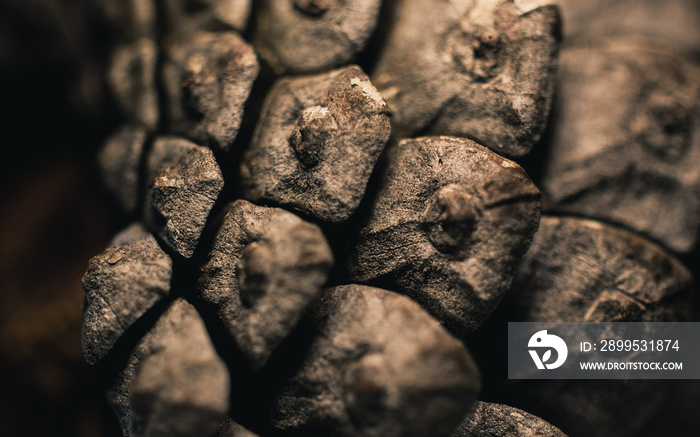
[{"left": 0, "top": 1, "right": 122, "bottom": 435}]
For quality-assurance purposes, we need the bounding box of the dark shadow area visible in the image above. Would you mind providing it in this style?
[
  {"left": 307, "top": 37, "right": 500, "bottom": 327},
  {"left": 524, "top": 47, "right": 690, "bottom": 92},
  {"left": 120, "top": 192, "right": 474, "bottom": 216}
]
[{"left": 0, "top": 1, "right": 122, "bottom": 436}]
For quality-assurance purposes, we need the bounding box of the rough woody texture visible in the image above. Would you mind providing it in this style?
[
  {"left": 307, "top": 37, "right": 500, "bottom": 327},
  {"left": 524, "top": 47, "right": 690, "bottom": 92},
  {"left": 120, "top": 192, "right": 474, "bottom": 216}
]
[
  {"left": 69, "top": 1, "right": 700, "bottom": 436},
  {"left": 349, "top": 136, "right": 540, "bottom": 337},
  {"left": 505, "top": 216, "right": 694, "bottom": 437},
  {"left": 98, "top": 125, "right": 148, "bottom": 215},
  {"left": 541, "top": 41, "right": 700, "bottom": 253},
  {"left": 372, "top": 0, "right": 561, "bottom": 157},
  {"left": 267, "top": 285, "right": 480, "bottom": 437},
  {"left": 453, "top": 402, "right": 567, "bottom": 437},
  {"left": 163, "top": 0, "right": 251, "bottom": 33},
  {"left": 143, "top": 136, "right": 196, "bottom": 216},
  {"left": 162, "top": 31, "right": 259, "bottom": 151},
  {"left": 108, "top": 38, "right": 159, "bottom": 130},
  {"left": 240, "top": 66, "right": 391, "bottom": 223},
  {"left": 509, "top": 216, "right": 694, "bottom": 322},
  {"left": 146, "top": 137, "right": 224, "bottom": 258},
  {"left": 253, "top": 0, "right": 382, "bottom": 74},
  {"left": 146, "top": 136, "right": 195, "bottom": 185},
  {"left": 108, "top": 299, "right": 229, "bottom": 437},
  {"left": 82, "top": 223, "right": 172, "bottom": 365},
  {"left": 198, "top": 200, "right": 333, "bottom": 369}
]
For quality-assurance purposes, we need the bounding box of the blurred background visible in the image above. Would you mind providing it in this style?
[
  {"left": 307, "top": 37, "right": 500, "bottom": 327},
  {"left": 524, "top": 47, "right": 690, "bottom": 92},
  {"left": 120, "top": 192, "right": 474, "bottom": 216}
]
[{"left": 0, "top": 1, "right": 123, "bottom": 435}]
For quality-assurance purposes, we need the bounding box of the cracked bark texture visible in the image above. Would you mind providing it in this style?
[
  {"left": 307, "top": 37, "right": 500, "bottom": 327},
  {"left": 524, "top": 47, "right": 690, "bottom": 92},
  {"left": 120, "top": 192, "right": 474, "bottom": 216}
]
[
  {"left": 349, "top": 136, "right": 540, "bottom": 337},
  {"left": 541, "top": 40, "right": 700, "bottom": 253},
  {"left": 198, "top": 200, "right": 333, "bottom": 370},
  {"left": 162, "top": 31, "right": 259, "bottom": 152},
  {"left": 108, "top": 299, "right": 229, "bottom": 437},
  {"left": 504, "top": 216, "right": 694, "bottom": 437},
  {"left": 240, "top": 65, "right": 391, "bottom": 223},
  {"left": 98, "top": 126, "right": 148, "bottom": 215},
  {"left": 145, "top": 137, "right": 224, "bottom": 258},
  {"left": 253, "top": 0, "right": 382, "bottom": 74},
  {"left": 453, "top": 401, "right": 567, "bottom": 437},
  {"left": 266, "top": 284, "right": 480, "bottom": 437},
  {"left": 372, "top": 0, "right": 561, "bottom": 157},
  {"left": 82, "top": 223, "right": 172, "bottom": 365}
]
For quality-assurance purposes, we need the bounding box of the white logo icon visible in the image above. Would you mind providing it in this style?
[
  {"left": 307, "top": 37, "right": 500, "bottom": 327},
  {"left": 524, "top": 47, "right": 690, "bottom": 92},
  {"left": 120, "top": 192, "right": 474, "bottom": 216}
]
[{"left": 528, "top": 330, "right": 568, "bottom": 370}]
